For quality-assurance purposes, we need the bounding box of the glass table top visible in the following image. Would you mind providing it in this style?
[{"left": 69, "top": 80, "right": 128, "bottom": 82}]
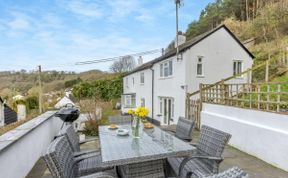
[{"left": 99, "top": 124, "right": 196, "bottom": 166}]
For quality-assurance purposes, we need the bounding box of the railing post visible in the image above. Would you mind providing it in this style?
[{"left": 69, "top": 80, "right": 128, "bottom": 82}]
[
  {"left": 199, "top": 83, "right": 203, "bottom": 104},
  {"left": 185, "top": 95, "right": 190, "bottom": 119},
  {"left": 265, "top": 59, "right": 270, "bottom": 82}
]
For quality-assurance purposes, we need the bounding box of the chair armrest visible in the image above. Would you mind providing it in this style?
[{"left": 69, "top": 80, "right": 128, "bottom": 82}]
[
  {"left": 189, "top": 143, "right": 197, "bottom": 147},
  {"left": 79, "top": 171, "right": 117, "bottom": 178},
  {"left": 73, "top": 150, "right": 100, "bottom": 157},
  {"left": 178, "top": 156, "right": 223, "bottom": 176},
  {"left": 79, "top": 137, "right": 99, "bottom": 144},
  {"left": 161, "top": 127, "right": 176, "bottom": 132},
  {"left": 74, "top": 153, "right": 101, "bottom": 163}
]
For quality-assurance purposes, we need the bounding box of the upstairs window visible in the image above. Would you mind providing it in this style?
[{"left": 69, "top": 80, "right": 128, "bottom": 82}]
[
  {"left": 233, "top": 61, "right": 243, "bottom": 76},
  {"left": 197, "top": 56, "right": 203, "bottom": 76},
  {"left": 160, "top": 60, "right": 173, "bottom": 78},
  {"left": 125, "top": 77, "right": 129, "bottom": 88},
  {"left": 132, "top": 77, "right": 134, "bottom": 85},
  {"left": 140, "top": 72, "right": 144, "bottom": 84}
]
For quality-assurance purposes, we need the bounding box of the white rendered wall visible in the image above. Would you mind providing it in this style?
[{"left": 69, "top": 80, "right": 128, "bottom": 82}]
[
  {"left": 122, "top": 69, "right": 153, "bottom": 118},
  {"left": 201, "top": 103, "right": 288, "bottom": 171},
  {"left": 17, "top": 104, "right": 26, "bottom": 120},
  {"left": 0, "top": 111, "right": 62, "bottom": 178},
  {"left": 152, "top": 57, "right": 187, "bottom": 125},
  {"left": 185, "top": 28, "right": 253, "bottom": 95}
]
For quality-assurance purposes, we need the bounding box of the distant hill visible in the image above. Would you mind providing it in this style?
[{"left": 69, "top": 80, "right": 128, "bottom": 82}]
[{"left": 0, "top": 69, "right": 115, "bottom": 101}]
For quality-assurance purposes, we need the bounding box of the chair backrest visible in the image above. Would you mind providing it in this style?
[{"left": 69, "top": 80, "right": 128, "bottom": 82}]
[
  {"left": 205, "top": 167, "right": 248, "bottom": 178},
  {"left": 43, "top": 136, "right": 77, "bottom": 178},
  {"left": 197, "top": 125, "right": 231, "bottom": 173},
  {"left": 60, "top": 125, "right": 80, "bottom": 152},
  {"left": 108, "top": 115, "right": 131, "bottom": 124},
  {"left": 175, "top": 117, "right": 194, "bottom": 141}
]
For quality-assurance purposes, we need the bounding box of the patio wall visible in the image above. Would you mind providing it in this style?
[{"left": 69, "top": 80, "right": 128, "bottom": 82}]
[
  {"left": 0, "top": 111, "right": 61, "bottom": 178},
  {"left": 201, "top": 103, "right": 288, "bottom": 171}
]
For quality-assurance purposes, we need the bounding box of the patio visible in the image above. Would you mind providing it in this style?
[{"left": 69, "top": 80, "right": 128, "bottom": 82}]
[{"left": 27, "top": 126, "right": 288, "bottom": 178}]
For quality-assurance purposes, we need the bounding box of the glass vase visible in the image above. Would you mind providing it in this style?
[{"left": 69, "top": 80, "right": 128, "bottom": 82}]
[{"left": 132, "top": 116, "right": 141, "bottom": 138}]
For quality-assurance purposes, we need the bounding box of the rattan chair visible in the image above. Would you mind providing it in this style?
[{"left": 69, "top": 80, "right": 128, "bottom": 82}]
[
  {"left": 167, "top": 125, "right": 231, "bottom": 178},
  {"left": 108, "top": 115, "right": 132, "bottom": 125},
  {"left": 163, "top": 117, "right": 194, "bottom": 142},
  {"left": 204, "top": 167, "right": 248, "bottom": 178},
  {"left": 58, "top": 125, "right": 99, "bottom": 160},
  {"left": 43, "top": 136, "right": 117, "bottom": 178}
]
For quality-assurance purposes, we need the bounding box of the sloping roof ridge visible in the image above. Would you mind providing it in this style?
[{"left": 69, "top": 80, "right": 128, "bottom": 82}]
[{"left": 125, "top": 24, "right": 254, "bottom": 76}]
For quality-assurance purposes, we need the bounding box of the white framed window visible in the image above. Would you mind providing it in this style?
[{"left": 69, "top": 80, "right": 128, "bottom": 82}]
[
  {"left": 122, "top": 94, "right": 136, "bottom": 108},
  {"left": 141, "top": 98, "right": 145, "bottom": 107},
  {"left": 140, "top": 72, "right": 144, "bottom": 84},
  {"left": 197, "top": 56, "right": 204, "bottom": 76},
  {"left": 132, "top": 77, "right": 134, "bottom": 85},
  {"left": 160, "top": 60, "right": 173, "bottom": 78},
  {"left": 233, "top": 60, "right": 243, "bottom": 76}
]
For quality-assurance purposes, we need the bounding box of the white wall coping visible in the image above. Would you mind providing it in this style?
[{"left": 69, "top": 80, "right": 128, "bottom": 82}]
[{"left": 0, "top": 111, "right": 57, "bottom": 153}]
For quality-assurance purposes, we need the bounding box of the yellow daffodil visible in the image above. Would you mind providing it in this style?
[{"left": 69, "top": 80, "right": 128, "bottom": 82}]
[
  {"left": 135, "top": 107, "right": 149, "bottom": 118},
  {"left": 128, "top": 108, "right": 135, "bottom": 115}
]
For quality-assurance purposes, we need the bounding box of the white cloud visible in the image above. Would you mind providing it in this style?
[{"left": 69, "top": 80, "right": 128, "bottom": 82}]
[
  {"left": 61, "top": 0, "right": 103, "bottom": 18},
  {"left": 8, "top": 15, "right": 30, "bottom": 30}
]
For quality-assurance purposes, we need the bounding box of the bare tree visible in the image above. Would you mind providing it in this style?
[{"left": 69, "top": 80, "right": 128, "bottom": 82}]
[{"left": 109, "top": 55, "right": 136, "bottom": 73}]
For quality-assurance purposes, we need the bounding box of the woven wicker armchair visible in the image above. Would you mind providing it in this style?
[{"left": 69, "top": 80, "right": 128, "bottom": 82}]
[
  {"left": 204, "top": 167, "right": 248, "bottom": 178},
  {"left": 163, "top": 117, "right": 194, "bottom": 142},
  {"left": 167, "top": 125, "right": 231, "bottom": 178},
  {"left": 43, "top": 136, "right": 117, "bottom": 178},
  {"left": 108, "top": 115, "right": 132, "bottom": 125},
  {"left": 58, "top": 125, "right": 99, "bottom": 160}
]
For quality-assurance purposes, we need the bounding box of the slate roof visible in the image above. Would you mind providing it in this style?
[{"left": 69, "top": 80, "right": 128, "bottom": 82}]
[{"left": 125, "top": 24, "right": 254, "bottom": 76}]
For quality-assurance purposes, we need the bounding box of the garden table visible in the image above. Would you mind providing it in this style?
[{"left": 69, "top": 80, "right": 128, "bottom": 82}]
[{"left": 99, "top": 123, "right": 196, "bottom": 178}]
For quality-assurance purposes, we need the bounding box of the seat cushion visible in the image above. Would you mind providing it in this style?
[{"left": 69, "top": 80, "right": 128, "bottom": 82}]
[
  {"left": 77, "top": 154, "right": 113, "bottom": 176},
  {"left": 167, "top": 157, "right": 213, "bottom": 178}
]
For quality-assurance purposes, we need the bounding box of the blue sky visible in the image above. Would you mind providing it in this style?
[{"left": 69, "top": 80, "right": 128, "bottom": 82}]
[{"left": 0, "top": 0, "right": 213, "bottom": 72}]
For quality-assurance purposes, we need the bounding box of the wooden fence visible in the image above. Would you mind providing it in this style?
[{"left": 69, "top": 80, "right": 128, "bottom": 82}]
[
  {"left": 200, "top": 82, "right": 288, "bottom": 114},
  {"left": 186, "top": 99, "right": 201, "bottom": 130}
]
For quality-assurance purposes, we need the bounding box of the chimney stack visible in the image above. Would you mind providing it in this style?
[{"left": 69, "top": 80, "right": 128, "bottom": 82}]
[
  {"left": 138, "top": 56, "right": 143, "bottom": 66},
  {"left": 174, "top": 31, "right": 186, "bottom": 48}
]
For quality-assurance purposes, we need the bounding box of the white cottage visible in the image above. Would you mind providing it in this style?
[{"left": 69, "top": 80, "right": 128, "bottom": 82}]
[{"left": 122, "top": 25, "right": 254, "bottom": 125}]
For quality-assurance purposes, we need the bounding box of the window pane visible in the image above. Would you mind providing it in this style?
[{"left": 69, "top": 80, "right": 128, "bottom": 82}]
[
  {"left": 131, "top": 95, "right": 136, "bottom": 107},
  {"left": 160, "top": 99, "right": 162, "bottom": 114},
  {"left": 237, "top": 62, "right": 242, "bottom": 74},
  {"left": 233, "top": 62, "right": 237, "bottom": 75},
  {"left": 140, "top": 73, "right": 144, "bottom": 84},
  {"left": 160, "top": 64, "right": 163, "bottom": 77},
  {"left": 169, "top": 61, "right": 173, "bottom": 75},
  {"left": 164, "top": 66, "right": 169, "bottom": 77},
  {"left": 141, "top": 98, "right": 145, "bottom": 107},
  {"left": 197, "top": 64, "right": 202, "bottom": 75}
]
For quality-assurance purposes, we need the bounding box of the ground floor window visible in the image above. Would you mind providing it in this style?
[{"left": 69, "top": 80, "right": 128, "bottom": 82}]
[
  {"left": 122, "top": 94, "right": 136, "bottom": 108},
  {"left": 141, "top": 98, "right": 145, "bottom": 107}
]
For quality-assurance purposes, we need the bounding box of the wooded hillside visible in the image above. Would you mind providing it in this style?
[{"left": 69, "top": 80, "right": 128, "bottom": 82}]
[{"left": 185, "top": 0, "right": 288, "bottom": 82}]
